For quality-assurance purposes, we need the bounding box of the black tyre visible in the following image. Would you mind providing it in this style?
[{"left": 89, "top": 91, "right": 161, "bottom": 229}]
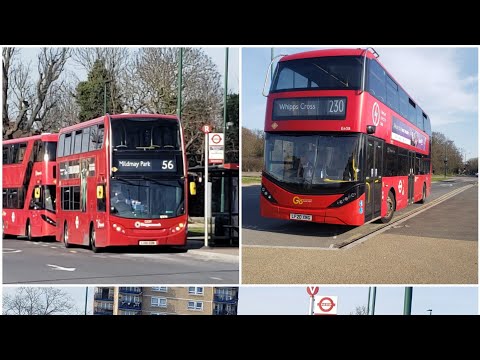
[
  {"left": 418, "top": 184, "right": 427, "bottom": 204},
  {"left": 63, "top": 222, "right": 71, "bottom": 248},
  {"left": 90, "top": 223, "right": 100, "bottom": 253},
  {"left": 380, "top": 191, "right": 396, "bottom": 224},
  {"left": 26, "top": 220, "right": 32, "bottom": 241}
]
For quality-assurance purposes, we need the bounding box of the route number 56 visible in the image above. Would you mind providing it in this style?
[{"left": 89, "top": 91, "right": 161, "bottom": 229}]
[{"left": 162, "top": 160, "right": 174, "bottom": 170}]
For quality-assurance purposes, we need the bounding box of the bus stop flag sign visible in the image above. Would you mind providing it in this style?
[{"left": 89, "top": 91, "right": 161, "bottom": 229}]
[
  {"left": 208, "top": 132, "right": 224, "bottom": 164},
  {"left": 313, "top": 295, "right": 338, "bottom": 315}
]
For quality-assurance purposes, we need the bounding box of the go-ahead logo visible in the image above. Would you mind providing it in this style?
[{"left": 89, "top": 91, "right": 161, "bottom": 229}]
[{"left": 293, "top": 196, "right": 312, "bottom": 205}]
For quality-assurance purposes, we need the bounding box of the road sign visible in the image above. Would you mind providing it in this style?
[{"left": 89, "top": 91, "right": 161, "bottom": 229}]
[
  {"left": 306, "top": 286, "right": 319, "bottom": 296},
  {"left": 208, "top": 132, "right": 224, "bottom": 164},
  {"left": 201, "top": 125, "right": 211, "bottom": 134},
  {"left": 313, "top": 295, "right": 338, "bottom": 315}
]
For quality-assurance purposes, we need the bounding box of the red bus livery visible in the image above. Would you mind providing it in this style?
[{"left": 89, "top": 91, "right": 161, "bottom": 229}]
[
  {"left": 261, "top": 48, "right": 432, "bottom": 226},
  {"left": 2, "top": 134, "right": 58, "bottom": 239},
  {"left": 56, "top": 114, "right": 188, "bottom": 252}
]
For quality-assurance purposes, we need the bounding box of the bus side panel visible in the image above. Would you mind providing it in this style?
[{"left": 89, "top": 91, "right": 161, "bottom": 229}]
[{"left": 381, "top": 176, "right": 409, "bottom": 214}]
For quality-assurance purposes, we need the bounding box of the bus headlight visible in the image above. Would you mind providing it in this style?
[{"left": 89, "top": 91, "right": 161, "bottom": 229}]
[
  {"left": 261, "top": 184, "right": 278, "bottom": 204},
  {"left": 328, "top": 184, "right": 365, "bottom": 208}
]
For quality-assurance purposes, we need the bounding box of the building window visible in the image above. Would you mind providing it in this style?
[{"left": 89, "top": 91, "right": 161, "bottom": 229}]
[
  {"left": 151, "top": 287, "right": 168, "bottom": 292},
  {"left": 187, "top": 301, "right": 204, "bottom": 311},
  {"left": 151, "top": 297, "right": 167, "bottom": 308},
  {"left": 188, "top": 287, "right": 204, "bottom": 295}
]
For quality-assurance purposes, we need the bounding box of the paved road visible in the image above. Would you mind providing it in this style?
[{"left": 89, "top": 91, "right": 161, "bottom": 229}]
[
  {"left": 3, "top": 239, "right": 239, "bottom": 284},
  {"left": 242, "top": 177, "right": 477, "bottom": 284},
  {"left": 243, "top": 177, "right": 476, "bottom": 248}
]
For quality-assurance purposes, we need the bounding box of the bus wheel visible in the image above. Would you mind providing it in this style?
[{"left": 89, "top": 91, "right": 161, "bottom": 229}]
[
  {"left": 63, "top": 222, "right": 71, "bottom": 248},
  {"left": 381, "top": 191, "right": 395, "bottom": 224},
  {"left": 418, "top": 184, "right": 427, "bottom": 204},
  {"left": 26, "top": 220, "right": 32, "bottom": 241},
  {"left": 90, "top": 223, "right": 100, "bottom": 253}
]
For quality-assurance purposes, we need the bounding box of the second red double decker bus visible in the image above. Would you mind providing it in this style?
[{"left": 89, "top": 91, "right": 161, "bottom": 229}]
[
  {"left": 55, "top": 113, "right": 188, "bottom": 252},
  {"left": 2, "top": 133, "right": 58, "bottom": 239},
  {"left": 261, "top": 48, "right": 432, "bottom": 226}
]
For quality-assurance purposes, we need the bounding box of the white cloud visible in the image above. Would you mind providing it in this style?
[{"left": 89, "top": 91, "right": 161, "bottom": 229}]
[{"left": 376, "top": 47, "right": 477, "bottom": 127}]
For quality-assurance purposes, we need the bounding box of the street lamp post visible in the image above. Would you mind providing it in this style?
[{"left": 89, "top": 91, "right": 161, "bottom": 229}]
[
  {"left": 104, "top": 79, "right": 112, "bottom": 115},
  {"left": 444, "top": 141, "right": 448, "bottom": 178}
]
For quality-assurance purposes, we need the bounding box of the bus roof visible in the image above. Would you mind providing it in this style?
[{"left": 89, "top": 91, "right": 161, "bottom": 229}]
[
  {"left": 280, "top": 48, "right": 377, "bottom": 62},
  {"left": 58, "top": 113, "right": 180, "bottom": 134},
  {"left": 2, "top": 133, "right": 58, "bottom": 144},
  {"left": 278, "top": 48, "right": 429, "bottom": 119}
]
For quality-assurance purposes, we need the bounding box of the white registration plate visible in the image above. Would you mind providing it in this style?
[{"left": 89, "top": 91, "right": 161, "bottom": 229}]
[
  {"left": 289, "top": 213, "right": 313, "bottom": 221},
  {"left": 139, "top": 240, "right": 158, "bottom": 246}
]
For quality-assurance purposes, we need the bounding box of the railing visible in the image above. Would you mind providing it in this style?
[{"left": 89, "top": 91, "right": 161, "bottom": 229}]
[
  {"left": 119, "top": 287, "right": 142, "bottom": 294},
  {"left": 94, "top": 309, "right": 113, "bottom": 315},
  {"left": 213, "top": 295, "right": 238, "bottom": 304},
  {"left": 94, "top": 293, "right": 114, "bottom": 301},
  {"left": 118, "top": 301, "right": 142, "bottom": 311}
]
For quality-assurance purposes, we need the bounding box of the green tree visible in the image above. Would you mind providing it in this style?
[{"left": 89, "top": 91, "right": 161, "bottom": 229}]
[
  {"left": 224, "top": 93, "right": 239, "bottom": 164},
  {"left": 75, "top": 59, "right": 122, "bottom": 121}
]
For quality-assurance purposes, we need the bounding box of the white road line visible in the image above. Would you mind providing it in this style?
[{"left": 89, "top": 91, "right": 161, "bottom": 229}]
[
  {"left": 46, "top": 264, "right": 76, "bottom": 271},
  {"left": 3, "top": 248, "right": 22, "bottom": 254},
  {"left": 210, "top": 277, "right": 223, "bottom": 281}
]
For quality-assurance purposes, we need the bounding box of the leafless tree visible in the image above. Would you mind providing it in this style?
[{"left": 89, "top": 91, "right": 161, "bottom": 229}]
[
  {"left": 242, "top": 127, "right": 264, "bottom": 172},
  {"left": 3, "top": 287, "right": 80, "bottom": 315},
  {"left": 126, "top": 48, "right": 223, "bottom": 163},
  {"left": 3, "top": 48, "right": 70, "bottom": 139},
  {"left": 2, "top": 47, "right": 19, "bottom": 129},
  {"left": 350, "top": 305, "right": 368, "bottom": 315}
]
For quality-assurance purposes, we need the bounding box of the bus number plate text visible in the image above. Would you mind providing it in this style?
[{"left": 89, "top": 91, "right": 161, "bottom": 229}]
[
  {"left": 289, "top": 213, "right": 313, "bottom": 221},
  {"left": 139, "top": 240, "right": 158, "bottom": 246}
]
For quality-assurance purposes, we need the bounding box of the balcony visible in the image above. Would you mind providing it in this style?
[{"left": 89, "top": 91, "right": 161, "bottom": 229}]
[
  {"left": 213, "top": 295, "right": 238, "bottom": 304},
  {"left": 94, "top": 293, "right": 114, "bottom": 301},
  {"left": 94, "top": 309, "right": 113, "bottom": 315},
  {"left": 118, "top": 301, "right": 142, "bottom": 311},
  {"left": 119, "top": 287, "right": 142, "bottom": 294}
]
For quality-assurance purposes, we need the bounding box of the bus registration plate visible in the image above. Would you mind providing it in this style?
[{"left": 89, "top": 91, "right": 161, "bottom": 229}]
[
  {"left": 290, "top": 213, "right": 312, "bottom": 221},
  {"left": 139, "top": 240, "right": 158, "bottom": 246}
]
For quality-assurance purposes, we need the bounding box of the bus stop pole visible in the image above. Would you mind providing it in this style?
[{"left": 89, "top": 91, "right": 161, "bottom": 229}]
[{"left": 205, "top": 132, "right": 209, "bottom": 248}]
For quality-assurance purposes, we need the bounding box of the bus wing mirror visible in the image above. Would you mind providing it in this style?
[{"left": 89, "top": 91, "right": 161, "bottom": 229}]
[
  {"left": 190, "top": 181, "right": 197, "bottom": 196},
  {"left": 34, "top": 187, "right": 41, "bottom": 199},
  {"left": 366, "top": 125, "right": 376, "bottom": 134},
  {"left": 97, "top": 185, "right": 104, "bottom": 199}
]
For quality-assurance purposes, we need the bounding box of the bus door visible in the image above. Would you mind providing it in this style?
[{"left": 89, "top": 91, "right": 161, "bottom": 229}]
[
  {"left": 365, "top": 137, "right": 384, "bottom": 222},
  {"left": 408, "top": 151, "right": 415, "bottom": 204}
]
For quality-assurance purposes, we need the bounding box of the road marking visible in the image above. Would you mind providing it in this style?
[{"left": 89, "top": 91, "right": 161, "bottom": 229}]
[
  {"left": 47, "top": 264, "right": 76, "bottom": 271},
  {"left": 3, "top": 248, "right": 22, "bottom": 254},
  {"left": 243, "top": 183, "right": 476, "bottom": 251},
  {"left": 210, "top": 277, "right": 223, "bottom": 281}
]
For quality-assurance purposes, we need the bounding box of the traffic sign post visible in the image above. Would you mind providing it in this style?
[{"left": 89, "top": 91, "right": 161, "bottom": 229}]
[
  {"left": 306, "top": 287, "right": 319, "bottom": 315},
  {"left": 313, "top": 295, "right": 338, "bottom": 315},
  {"left": 201, "top": 125, "right": 211, "bottom": 247}
]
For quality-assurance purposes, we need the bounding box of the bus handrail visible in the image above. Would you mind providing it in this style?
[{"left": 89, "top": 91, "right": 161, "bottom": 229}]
[
  {"left": 361, "top": 47, "right": 380, "bottom": 94},
  {"left": 262, "top": 54, "right": 288, "bottom": 97}
]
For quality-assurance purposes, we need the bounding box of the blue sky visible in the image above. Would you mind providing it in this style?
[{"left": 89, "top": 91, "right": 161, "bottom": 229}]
[
  {"left": 242, "top": 47, "right": 478, "bottom": 160},
  {"left": 15, "top": 47, "right": 239, "bottom": 94},
  {"left": 237, "top": 286, "right": 479, "bottom": 315}
]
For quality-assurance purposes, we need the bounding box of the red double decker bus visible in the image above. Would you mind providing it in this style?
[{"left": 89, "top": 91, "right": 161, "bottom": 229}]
[
  {"left": 55, "top": 114, "right": 188, "bottom": 252},
  {"left": 261, "top": 48, "right": 432, "bottom": 226},
  {"left": 2, "top": 134, "right": 58, "bottom": 239}
]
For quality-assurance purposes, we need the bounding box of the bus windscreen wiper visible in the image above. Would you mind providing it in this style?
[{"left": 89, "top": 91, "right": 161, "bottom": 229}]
[
  {"left": 312, "top": 63, "right": 349, "bottom": 87},
  {"left": 139, "top": 175, "right": 184, "bottom": 188}
]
